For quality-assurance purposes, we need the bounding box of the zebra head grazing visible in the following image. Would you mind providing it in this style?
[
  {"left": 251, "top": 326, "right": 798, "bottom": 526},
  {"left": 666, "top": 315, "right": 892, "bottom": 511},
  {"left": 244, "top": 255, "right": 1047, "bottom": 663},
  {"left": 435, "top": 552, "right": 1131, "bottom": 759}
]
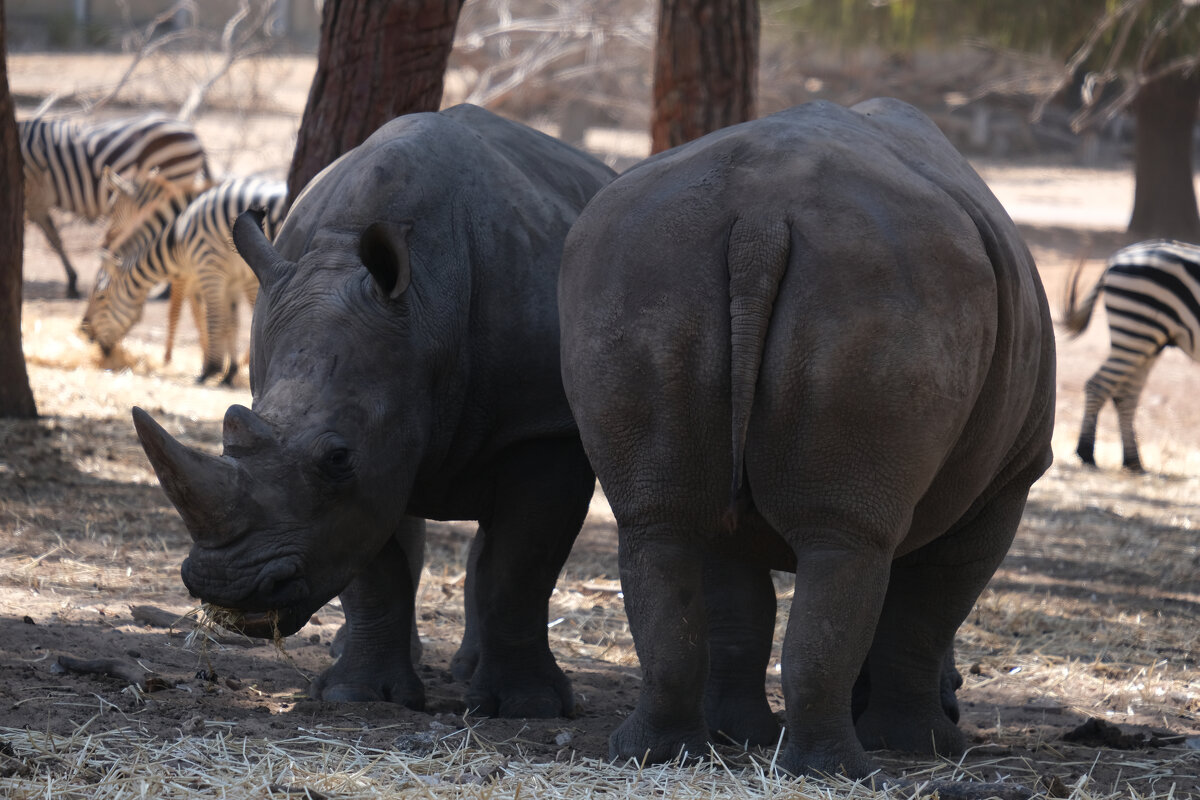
[
  {"left": 79, "top": 175, "right": 289, "bottom": 379},
  {"left": 80, "top": 254, "right": 141, "bottom": 357},
  {"left": 79, "top": 172, "right": 197, "bottom": 357}
]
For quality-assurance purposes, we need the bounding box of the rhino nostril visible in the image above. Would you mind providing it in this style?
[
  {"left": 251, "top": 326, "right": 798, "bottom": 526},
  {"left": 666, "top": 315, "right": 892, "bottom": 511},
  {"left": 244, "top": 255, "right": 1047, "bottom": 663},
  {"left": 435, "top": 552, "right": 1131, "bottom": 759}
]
[{"left": 256, "top": 559, "right": 301, "bottom": 602}]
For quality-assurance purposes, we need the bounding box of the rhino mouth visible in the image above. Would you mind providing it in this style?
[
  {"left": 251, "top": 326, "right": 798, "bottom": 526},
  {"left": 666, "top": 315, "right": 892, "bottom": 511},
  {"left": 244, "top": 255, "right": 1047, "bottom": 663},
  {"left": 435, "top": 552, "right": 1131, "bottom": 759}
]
[
  {"left": 206, "top": 606, "right": 313, "bottom": 639},
  {"left": 182, "top": 554, "right": 327, "bottom": 639}
]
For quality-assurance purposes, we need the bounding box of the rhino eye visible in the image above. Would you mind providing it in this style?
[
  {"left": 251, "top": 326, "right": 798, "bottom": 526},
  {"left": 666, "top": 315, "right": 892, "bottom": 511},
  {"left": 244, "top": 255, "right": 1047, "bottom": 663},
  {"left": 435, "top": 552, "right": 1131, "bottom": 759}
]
[{"left": 317, "top": 446, "right": 355, "bottom": 481}]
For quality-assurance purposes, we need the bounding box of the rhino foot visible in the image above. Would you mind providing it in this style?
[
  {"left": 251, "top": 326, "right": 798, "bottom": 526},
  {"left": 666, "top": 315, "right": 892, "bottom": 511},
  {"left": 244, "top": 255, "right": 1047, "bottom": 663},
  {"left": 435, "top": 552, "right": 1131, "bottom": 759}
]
[
  {"left": 705, "top": 692, "right": 780, "bottom": 748},
  {"left": 449, "top": 642, "right": 478, "bottom": 683},
  {"left": 855, "top": 706, "right": 967, "bottom": 756},
  {"left": 608, "top": 714, "right": 710, "bottom": 764},
  {"left": 776, "top": 740, "right": 876, "bottom": 780},
  {"left": 465, "top": 657, "right": 573, "bottom": 718},
  {"left": 309, "top": 656, "right": 425, "bottom": 710}
]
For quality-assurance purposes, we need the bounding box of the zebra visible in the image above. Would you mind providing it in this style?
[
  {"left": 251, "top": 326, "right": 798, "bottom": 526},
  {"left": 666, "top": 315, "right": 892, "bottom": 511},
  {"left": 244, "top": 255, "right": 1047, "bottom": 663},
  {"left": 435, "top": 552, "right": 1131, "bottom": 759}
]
[
  {"left": 1062, "top": 239, "right": 1200, "bottom": 472},
  {"left": 97, "top": 169, "right": 210, "bottom": 365},
  {"left": 81, "top": 176, "right": 287, "bottom": 385},
  {"left": 19, "top": 113, "right": 208, "bottom": 298}
]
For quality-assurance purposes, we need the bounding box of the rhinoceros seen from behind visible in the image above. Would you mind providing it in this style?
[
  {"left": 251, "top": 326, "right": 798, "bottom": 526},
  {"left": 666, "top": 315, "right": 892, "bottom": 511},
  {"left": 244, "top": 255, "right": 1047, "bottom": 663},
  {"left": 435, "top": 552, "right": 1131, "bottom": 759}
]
[
  {"left": 559, "top": 98, "right": 1055, "bottom": 777},
  {"left": 132, "top": 104, "right": 615, "bottom": 717}
]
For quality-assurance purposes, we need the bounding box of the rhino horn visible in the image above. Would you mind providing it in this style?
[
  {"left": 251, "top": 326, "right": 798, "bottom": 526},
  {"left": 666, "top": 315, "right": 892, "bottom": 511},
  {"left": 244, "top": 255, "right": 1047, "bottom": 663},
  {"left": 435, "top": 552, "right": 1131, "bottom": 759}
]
[
  {"left": 132, "top": 406, "right": 242, "bottom": 544},
  {"left": 222, "top": 404, "right": 275, "bottom": 456},
  {"left": 233, "top": 209, "right": 293, "bottom": 292}
]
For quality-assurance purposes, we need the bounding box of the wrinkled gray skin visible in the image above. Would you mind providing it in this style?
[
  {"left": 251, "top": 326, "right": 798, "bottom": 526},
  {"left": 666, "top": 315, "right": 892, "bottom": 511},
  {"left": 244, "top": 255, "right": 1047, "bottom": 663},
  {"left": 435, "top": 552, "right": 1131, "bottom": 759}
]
[
  {"left": 559, "top": 99, "right": 1055, "bottom": 777},
  {"left": 132, "top": 104, "right": 615, "bottom": 717}
]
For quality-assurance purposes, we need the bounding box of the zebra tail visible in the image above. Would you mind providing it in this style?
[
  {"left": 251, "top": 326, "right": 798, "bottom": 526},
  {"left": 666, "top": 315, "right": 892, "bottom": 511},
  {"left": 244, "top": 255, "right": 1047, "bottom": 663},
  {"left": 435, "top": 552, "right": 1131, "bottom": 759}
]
[
  {"left": 724, "top": 217, "right": 791, "bottom": 531},
  {"left": 1060, "top": 250, "right": 1102, "bottom": 339}
]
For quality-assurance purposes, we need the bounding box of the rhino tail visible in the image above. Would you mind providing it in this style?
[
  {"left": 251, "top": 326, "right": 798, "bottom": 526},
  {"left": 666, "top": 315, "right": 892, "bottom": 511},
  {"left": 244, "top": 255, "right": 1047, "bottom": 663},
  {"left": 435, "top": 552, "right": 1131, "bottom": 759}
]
[
  {"left": 1060, "top": 249, "right": 1102, "bottom": 339},
  {"left": 724, "top": 216, "right": 791, "bottom": 531}
]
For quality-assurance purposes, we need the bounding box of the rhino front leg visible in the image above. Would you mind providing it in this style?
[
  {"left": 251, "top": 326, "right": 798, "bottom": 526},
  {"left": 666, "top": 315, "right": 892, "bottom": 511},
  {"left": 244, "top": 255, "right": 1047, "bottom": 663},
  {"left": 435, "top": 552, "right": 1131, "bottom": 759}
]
[
  {"left": 309, "top": 516, "right": 426, "bottom": 708},
  {"left": 463, "top": 437, "right": 592, "bottom": 718},
  {"left": 703, "top": 557, "right": 780, "bottom": 747},
  {"left": 854, "top": 474, "right": 1033, "bottom": 756},
  {"left": 610, "top": 525, "right": 711, "bottom": 763}
]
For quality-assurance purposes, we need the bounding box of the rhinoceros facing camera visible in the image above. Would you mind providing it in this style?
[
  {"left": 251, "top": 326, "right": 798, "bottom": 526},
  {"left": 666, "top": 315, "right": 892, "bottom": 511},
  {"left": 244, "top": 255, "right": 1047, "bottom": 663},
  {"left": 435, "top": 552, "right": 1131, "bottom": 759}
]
[{"left": 134, "top": 104, "right": 615, "bottom": 718}]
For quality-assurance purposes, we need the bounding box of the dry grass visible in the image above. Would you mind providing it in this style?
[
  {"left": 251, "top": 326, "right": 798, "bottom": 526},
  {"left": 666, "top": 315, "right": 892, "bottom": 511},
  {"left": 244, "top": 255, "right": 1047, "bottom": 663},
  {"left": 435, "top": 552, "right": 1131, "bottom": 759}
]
[
  {"left": 1, "top": 723, "right": 1196, "bottom": 799},
  {"left": 4, "top": 333, "right": 1198, "bottom": 799}
]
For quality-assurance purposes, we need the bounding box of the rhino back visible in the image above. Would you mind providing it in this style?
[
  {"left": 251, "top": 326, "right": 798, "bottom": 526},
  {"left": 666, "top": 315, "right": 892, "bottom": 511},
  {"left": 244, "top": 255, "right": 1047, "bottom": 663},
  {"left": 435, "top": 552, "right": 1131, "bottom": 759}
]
[
  {"left": 276, "top": 105, "right": 613, "bottom": 260},
  {"left": 561, "top": 99, "right": 1053, "bottom": 546}
]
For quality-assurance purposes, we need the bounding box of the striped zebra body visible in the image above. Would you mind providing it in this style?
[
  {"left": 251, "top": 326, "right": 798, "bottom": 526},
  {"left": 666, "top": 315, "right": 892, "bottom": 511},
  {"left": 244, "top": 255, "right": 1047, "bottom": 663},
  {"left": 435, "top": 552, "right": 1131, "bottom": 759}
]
[
  {"left": 83, "top": 177, "right": 287, "bottom": 384},
  {"left": 1062, "top": 239, "right": 1200, "bottom": 472},
  {"left": 93, "top": 175, "right": 208, "bottom": 365},
  {"left": 19, "top": 114, "right": 207, "bottom": 298}
]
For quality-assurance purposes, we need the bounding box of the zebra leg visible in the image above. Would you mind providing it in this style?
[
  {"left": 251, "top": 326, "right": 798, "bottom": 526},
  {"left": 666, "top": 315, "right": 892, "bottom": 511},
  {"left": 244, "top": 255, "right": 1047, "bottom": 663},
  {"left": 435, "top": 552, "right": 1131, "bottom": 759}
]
[
  {"left": 1076, "top": 372, "right": 1110, "bottom": 467},
  {"left": 197, "top": 292, "right": 229, "bottom": 384},
  {"left": 188, "top": 287, "right": 210, "bottom": 367},
  {"left": 1112, "top": 357, "right": 1157, "bottom": 474},
  {"left": 30, "top": 211, "right": 79, "bottom": 299},
  {"left": 219, "top": 295, "right": 242, "bottom": 386},
  {"left": 164, "top": 280, "right": 186, "bottom": 364}
]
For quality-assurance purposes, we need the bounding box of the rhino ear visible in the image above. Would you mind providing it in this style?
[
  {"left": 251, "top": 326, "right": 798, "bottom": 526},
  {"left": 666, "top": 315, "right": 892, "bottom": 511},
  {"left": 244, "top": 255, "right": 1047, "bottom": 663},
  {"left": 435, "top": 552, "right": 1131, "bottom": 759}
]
[
  {"left": 234, "top": 209, "right": 294, "bottom": 292},
  {"left": 360, "top": 221, "right": 412, "bottom": 300}
]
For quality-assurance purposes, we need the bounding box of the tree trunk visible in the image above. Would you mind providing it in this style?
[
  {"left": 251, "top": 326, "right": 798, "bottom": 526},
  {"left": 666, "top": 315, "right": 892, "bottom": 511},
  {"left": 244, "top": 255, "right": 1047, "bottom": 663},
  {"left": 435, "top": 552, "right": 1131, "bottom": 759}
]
[
  {"left": 0, "top": 0, "right": 38, "bottom": 419},
  {"left": 1127, "top": 71, "right": 1200, "bottom": 242},
  {"left": 651, "top": 0, "right": 759, "bottom": 154},
  {"left": 286, "top": 0, "right": 465, "bottom": 203}
]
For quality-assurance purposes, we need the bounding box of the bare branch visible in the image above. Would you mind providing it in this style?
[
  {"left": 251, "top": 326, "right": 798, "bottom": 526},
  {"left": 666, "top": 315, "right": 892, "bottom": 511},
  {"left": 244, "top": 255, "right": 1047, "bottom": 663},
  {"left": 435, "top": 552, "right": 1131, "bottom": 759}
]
[
  {"left": 1032, "top": 0, "right": 1145, "bottom": 122},
  {"left": 451, "top": 0, "right": 654, "bottom": 134},
  {"left": 1036, "top": 0, "right": 1200, "bottom": 131},
  {"left": 31, "top": 0, "right": 197, "bottom": 117},
  {"left": 177, "top": 0, "right": 275, "bottom": 122}
]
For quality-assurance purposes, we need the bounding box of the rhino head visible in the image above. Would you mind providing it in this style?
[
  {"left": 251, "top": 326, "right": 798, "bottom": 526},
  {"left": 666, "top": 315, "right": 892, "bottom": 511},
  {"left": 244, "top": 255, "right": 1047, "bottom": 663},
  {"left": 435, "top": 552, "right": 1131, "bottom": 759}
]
[{"left": 133, "top": 210, "right": 439, "bottom": 638}]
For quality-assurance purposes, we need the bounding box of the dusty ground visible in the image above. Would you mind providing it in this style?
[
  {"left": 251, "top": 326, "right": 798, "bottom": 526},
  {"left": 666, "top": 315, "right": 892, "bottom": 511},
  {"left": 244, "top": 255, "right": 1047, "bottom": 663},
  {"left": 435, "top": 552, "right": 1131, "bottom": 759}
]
[{"left": 2, "top": 53, "right": 1199, "bottom": 799}]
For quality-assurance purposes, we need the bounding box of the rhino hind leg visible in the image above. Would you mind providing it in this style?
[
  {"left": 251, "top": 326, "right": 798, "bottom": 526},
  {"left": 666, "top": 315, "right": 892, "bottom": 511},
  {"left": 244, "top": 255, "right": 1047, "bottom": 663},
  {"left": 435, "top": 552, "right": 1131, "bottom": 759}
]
[
  {"left": 462, "top": 437, "right": 592, "bottom": 719},
  {"left": 608, "top": 522, "right": 712, "bottom": 763},
  {"left": 309, "top": 519, "right": 426, "bottom": 708},
  {"left": 771, "top": 531, "right": 891, "bottom": 779},
  {"left": 449, "top": 528, "right": 484, "bottom": 682},
  {"left": 702, "top": 557, "right": 780, "bottom": 747},
  {"left": 852, "top": 645, "right": 963, "bottom": 724},
  {"left": 853, "top": 474, "right": 1036, "bottom": 756}
]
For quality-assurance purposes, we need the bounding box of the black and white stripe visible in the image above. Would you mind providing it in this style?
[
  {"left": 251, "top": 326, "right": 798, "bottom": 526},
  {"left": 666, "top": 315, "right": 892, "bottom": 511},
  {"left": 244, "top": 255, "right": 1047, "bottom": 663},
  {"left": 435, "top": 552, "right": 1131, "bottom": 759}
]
[
  {"left": 20, "top": 113, "right": 207, "bottom": 297},
  {"left": 1062, "top": 239, "right": 1200, "bottom": 472},
  {"left": 81, "top": 177, "right": 287, "bottom": 384}
]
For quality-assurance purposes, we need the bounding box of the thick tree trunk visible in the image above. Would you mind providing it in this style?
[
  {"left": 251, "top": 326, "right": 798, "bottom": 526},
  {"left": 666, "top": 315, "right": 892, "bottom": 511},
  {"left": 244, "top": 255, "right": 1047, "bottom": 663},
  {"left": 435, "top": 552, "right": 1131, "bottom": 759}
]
[
  {"left": 286, "top": 0, "right": 465, "bottom": 203},
  {"left": 0, "top": 0, "right": 38, "bottom": 419},
  {"left": 651, "top": 0, "right": 759, "bottom": 154},
  {"left": 1128, "top": 71, "right": 1200, "bottom": 242}
]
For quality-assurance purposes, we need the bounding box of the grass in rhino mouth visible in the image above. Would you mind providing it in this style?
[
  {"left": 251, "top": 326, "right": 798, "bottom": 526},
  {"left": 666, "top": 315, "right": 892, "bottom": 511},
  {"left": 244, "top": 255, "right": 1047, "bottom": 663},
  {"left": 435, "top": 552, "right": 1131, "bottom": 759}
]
[{"left": 192, "top": 604, "right": 298, "bottom": 672}]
